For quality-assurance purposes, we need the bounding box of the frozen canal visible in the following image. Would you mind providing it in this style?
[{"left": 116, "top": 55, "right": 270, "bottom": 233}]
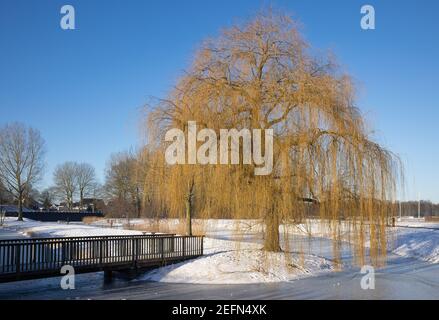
[
  {"left": 0, "top": 253, "right": 438, "bottom": 299},
  {"left": 1, "top": 229, "right": 438, "bottom": 299}
]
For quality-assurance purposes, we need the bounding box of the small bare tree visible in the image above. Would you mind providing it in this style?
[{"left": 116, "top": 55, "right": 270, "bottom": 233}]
[
  {"left": 104, "top": 152, "right": 142, "bottom": 218},
  {"left": 76, "top": 163, "right": 97, "bottom": 209},
  {"left": 39, "top": 187, "right": 56, "bottom": 211},
  {"left": 53, "top": 162, "right": 78, "bottom": 209},
  {"left": 0, "top": 123, "right": 45, "bottom": 221}
]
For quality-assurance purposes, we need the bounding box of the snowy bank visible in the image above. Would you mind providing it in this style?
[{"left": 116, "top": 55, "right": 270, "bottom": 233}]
[
  {"left": 391, "top": 227, "right": 439, "bottom": 263},
  {"left": 140, "top": 237, "right": 334, "bottom": 284}
]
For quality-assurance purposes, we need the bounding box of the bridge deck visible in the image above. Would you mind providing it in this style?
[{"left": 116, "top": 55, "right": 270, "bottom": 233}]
[{"left": 0, "top": 234, "right": 204, "bottom": 283}]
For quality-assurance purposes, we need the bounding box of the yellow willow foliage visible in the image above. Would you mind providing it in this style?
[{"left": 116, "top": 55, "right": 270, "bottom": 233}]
[{"left": 142, "top": 10, "right": 401, "bottom": 265}]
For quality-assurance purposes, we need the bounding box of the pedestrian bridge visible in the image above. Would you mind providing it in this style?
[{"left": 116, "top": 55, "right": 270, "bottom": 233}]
[{"left": 0, "top": 234, "right": 204, "bottom": 283}]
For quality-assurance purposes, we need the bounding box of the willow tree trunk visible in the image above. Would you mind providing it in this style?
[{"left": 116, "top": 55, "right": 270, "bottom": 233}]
[
  {"left": 264, "top": 209, "right": 281, "bottom": 251},
  {"left": 185, "top": 179, "right": 195, "bottom": 236},
  {"left": 185, "top": 198, "right": 192, "bottom": 236},
  {"left": 136, "top": 187, "right": 141, "bottom": 218}
]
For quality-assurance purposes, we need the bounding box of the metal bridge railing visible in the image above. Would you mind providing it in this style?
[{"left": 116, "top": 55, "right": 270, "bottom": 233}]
[{"left": 0, "top": 234, "right": 204, "bottom": 281}]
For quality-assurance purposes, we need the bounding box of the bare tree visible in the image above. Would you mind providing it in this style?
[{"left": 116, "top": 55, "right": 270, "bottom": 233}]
[
  {"left": 0, "top": 123, "right": 45, "bottom": 221},
  {"left": 39, "top": 187, "right": 56, "bottom": 211},
  {"left": 76, "top": 163, "right": 97, "bottom": 209},
  {"left": 104, "top": 152, "right": 142, "bottom": 218},
  {"left": 53, "top": 162, "right": 78, "bottom": 209},
  {"left": 88, "top": 182, "right": 105, "bottom": 212}
]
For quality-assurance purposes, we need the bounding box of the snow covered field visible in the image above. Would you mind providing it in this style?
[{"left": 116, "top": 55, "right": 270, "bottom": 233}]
[
  {"left": 0, "top": 217, "right": 142, "bottom": 238},
  {"left": 1, "top": 216, "right": 438, "bottom": 284}
]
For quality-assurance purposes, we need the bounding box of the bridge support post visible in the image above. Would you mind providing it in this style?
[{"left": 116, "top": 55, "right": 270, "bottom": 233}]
[{"left": 104, "top": 270, "right": 113, "bottom": 283}]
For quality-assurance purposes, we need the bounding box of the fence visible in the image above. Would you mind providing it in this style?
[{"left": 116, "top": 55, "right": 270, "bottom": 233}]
[{"left": 0, "top": 234, "right": 204, "bottom": 282}]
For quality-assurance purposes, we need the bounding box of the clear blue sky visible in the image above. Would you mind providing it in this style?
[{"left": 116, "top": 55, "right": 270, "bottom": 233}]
[{"left": 1, "top": 0, "right": 438, "bottom": 202}]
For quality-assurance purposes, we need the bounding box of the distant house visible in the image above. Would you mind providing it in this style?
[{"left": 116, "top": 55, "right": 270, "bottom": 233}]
[
  {"left": 72, "top": 198, "right": 105, "bottom": 212},
  {"left": 36, "top": 199, "right": 105, "bottom": 213},
  {"left": 56, "top": 202, "right": 68, "bottom": 211},
  {"left": 87, "top": 198, "right": 105, "bottom": 212}
]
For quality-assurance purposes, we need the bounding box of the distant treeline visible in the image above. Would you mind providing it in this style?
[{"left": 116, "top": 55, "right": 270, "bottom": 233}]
[
  {"left": 295, "top": 200, "right": 439, "bottom": 219},
  {"left": 397, "top": 201, "right": 439, "bottom": 217}
]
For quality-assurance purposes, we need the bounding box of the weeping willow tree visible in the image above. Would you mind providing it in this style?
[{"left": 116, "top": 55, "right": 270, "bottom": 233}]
[{"left": 145, "top": 11, "right": 400, "bottom": 265}]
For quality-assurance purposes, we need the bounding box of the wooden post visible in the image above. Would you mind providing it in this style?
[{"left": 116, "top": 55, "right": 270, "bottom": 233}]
[
  {"left": 15, "top": 244, "right": 20, "bottom": 275},
  {"left": 182, "top": 237, "right": 185, "bottom": 259},
  {"left": 201, "top": 236, "right": 204, "bottom": 255},
  {"left": 99, "top": 239, "right": 103, "bottom": 266},
  {"left": 131, "top": 238, "right": 137, "bottom": 268},
  {"left": 61, "top": 241, "right": 65, "bottom": 265},
  {"left": 160, "top": 237, "right": 164, "bottom": 262}
]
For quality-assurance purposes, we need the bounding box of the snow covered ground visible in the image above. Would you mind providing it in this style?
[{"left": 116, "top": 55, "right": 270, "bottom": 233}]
[
  {"left": 391, "top": 226, "right": 439, "bottom": 263},
  {"left": 91, "top": 217, "right": 439, "bottom": 263},
  {"left": 91, "top": 217, "right": 439, "bottom": 282},
  {"left": 396, "top": 217, "right": 439, "bottom": 229},
  {"left": 1, "top": 216, "right": 439, "bottom": 284},
  {"left": 0, "top": 217, "right": 335, "bottom": 284},
  {"left": 140, "top": 237, "right": 334, "bottom": 284},
  {"left": 0, "top": 217, "right": 143, "bottom": 238}
]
